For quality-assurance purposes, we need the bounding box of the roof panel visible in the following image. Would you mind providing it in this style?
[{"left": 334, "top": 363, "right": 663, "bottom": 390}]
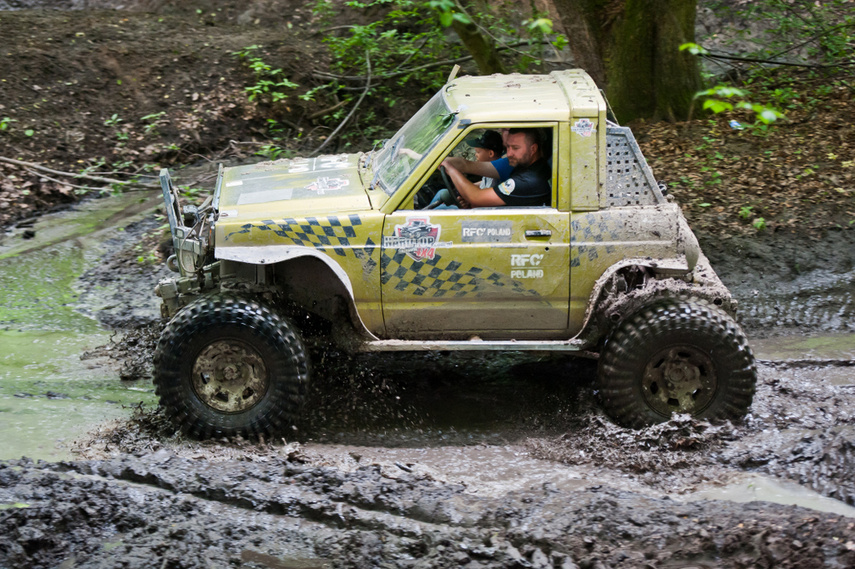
[{"left": 443, "top": 70, "right": 603, "bottom": 123}]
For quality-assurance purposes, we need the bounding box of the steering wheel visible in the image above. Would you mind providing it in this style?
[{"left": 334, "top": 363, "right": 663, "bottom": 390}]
[{"left": 439, "top": 166, "right": 462, "bottom": 205}]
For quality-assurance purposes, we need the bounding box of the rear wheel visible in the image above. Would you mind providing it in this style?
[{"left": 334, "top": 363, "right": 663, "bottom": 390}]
[
  {"left": 598, "top": 299, "right": 756, "bottom": 428},
  {"left": 154, "top": 295, "right": 309, "bottom": 439}
]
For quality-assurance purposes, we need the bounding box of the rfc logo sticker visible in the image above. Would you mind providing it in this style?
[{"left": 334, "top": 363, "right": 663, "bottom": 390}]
[
  {"left": 306, "top": 176, "right": 350, "bottom": 195},
  {"left": 510, "top": 253, "right": 545, "bottom": 279},
  {"left": 383, "top": 217, "right": 451, "bottom": 261}
]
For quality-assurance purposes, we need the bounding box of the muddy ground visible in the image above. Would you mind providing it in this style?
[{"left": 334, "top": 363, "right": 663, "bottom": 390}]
[
  {"left": 2, "top": 1, "right": 855, "bottom": 568},
  {"left": 2, "top": 213, "right": 855, "bottom": 569}
]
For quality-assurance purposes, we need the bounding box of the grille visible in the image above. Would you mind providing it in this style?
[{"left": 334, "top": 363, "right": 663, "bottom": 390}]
[{"left": 605, "top": 125, "right": 664, "bottom": 207}]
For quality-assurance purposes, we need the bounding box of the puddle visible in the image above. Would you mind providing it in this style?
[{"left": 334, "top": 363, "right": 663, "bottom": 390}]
[
  {"left": 752, "top": 333, "right": 855, "bottom": 362},
  {"left": 0, "top": 192, "right": 161, "bottom": 461},
  {"left": 682, "top": 473, "right": 855, "bottom": 519},
  {"left": 302, "top": 442, "right": 593, "bottom": 498}
]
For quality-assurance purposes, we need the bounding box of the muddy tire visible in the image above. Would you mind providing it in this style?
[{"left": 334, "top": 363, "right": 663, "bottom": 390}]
[
  {"left": 154, "top": 296, "right": 309, "bottom": 439},
  {"left": 597, "top": 299, "right": 756, "bottom": 428}
]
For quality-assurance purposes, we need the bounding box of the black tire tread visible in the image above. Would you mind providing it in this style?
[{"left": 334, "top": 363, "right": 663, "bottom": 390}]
[
  {"left": 598, "top": 298, "right": 756, "bottom": 428},
  {"left": 153, "top": 295, "right": 309, "bottom": 439}
]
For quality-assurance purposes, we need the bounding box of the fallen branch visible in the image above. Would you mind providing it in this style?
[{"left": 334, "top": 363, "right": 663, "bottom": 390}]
[
  {"left": 0, "top": 156, "right": 154, "bottom": 187},
  {"left": 23, "top": 168, "right": 98, "bottom": 192}
]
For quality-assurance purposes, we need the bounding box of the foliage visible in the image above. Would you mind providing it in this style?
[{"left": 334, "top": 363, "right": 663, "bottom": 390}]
[
  {"left": 255, "top": 144, "right": 292, "bottom": 161},
  {"left": 682, "top": 2, "right": 852, "bottom": 138},
  {"left": 694, "top": 84, "right": 785, "bottom": 125},
  {"left": 104, "top": 113, "right": 123, "bottom": 127},
  {"left": 306, "top": 0, "right": 564, "bottom": 147},
  {"left": 232, "top": 45, "right": 298, "bottom": 104},
  {"left": 681, "top": 44, "right": 785, "bottom": 127},
  {"left": 141, "top": 112, "right": 167, "bottom": 136}
]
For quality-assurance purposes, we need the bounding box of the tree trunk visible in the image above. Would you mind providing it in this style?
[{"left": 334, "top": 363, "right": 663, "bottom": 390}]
[
  {"left": 606, "top": 0, "right": 701, "bottom": 122},
  {"left": 450, "top": 1, "right": 506, "bottom": 75},
  {"left": 549, "top": 0, "right": 702, "bottom": 122},
  {"left": 548, "top": 0, "right": 607, "bottom": 87}
]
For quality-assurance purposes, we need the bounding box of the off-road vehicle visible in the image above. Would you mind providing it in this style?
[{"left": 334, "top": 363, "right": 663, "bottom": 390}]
[{"left": 154, "top": 69, "right": 756, "bottom": 438}]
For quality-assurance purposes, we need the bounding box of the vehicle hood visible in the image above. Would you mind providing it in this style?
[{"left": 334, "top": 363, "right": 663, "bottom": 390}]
[{"left": 216, "top": 153, "right": 370, "bottom": 220}]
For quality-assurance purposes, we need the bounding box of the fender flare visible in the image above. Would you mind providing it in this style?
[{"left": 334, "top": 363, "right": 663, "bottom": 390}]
[
  {"left": 216, "top": 245, "right": 378, "bottom": 341},
  {"left": 572, "top": 257, "right": 689, "bottom": 345}
]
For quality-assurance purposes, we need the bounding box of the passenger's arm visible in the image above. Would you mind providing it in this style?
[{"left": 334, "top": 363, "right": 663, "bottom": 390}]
[{"left": 442, "top": 156, "right": 500, "bottom": 180}]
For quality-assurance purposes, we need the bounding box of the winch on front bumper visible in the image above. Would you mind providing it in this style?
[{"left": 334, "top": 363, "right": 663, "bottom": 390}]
[{"left": 156, "top": 168, "right": 217, "bottom": 318}]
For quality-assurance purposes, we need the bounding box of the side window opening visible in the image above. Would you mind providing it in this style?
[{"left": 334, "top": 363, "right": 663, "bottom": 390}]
[{"left": 410, "top": 125, "right": 557, "bottom": 210}]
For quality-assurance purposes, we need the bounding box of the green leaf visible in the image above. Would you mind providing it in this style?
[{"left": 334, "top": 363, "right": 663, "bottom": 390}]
[
  {"left": 702, "top": 99, "right": 733, "bottom": 114},
  {"left": 451, "top": 12, "right": 471, "bottom": 25},
  {"left": 527, "top": 18, "right": 553, "bottom": 35},
  {"left": 680, "top": 42, "right": 709, "bottom": 55},
  {"left": 758, "top": 109, "right": 781, "bottom": 124}
]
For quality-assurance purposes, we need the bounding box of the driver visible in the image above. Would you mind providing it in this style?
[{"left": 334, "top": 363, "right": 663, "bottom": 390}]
[
  {"left": 429, "top": 129, "right": 504, "bottom": 208},
  {"left": 441, "top": 128, "right": 550, "bottom": 207}
]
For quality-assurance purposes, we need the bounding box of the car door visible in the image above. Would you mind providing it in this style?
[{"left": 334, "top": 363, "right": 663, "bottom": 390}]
[{"left": 380, "top": 125, "right": 570, "bottom": 340}]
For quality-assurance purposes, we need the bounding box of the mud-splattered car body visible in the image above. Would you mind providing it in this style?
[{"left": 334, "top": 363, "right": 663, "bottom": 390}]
[{"left": 155, "top": 70, "right": 756, "bottom": 438}]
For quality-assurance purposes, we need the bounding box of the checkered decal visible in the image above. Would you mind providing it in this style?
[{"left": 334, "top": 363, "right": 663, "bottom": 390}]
[
  {"left": 381, "top": 250, "right": 538, "bottom": 298},
  {"left": 225, "top": 215, "right": 376, "bottom": 259},
  {"left": 571, "top": 212, "right": 619, "bottom": 267}
]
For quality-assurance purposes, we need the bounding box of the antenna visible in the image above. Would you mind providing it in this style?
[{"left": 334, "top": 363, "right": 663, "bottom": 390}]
[{"left": 446, "top": 64, "right": 460, "bottom": 84}]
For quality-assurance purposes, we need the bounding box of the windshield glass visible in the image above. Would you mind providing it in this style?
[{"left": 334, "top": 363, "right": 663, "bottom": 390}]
[{"left": 373, "top": 90, "right": 456, "bottom": 195}]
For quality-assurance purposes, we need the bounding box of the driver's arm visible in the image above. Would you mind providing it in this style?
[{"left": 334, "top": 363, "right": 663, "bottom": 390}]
[
  {"left": 443, "top": 156, "right": 500, "bottom": 180},
  {"left": 442, "top": 162, "right": 506, "bottom": 207}
]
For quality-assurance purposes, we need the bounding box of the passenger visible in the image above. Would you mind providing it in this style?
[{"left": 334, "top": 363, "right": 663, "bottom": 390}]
[
  {"left": 441, "top": 128, "right": 550, "bottom": 207},
  {"left": 443, "top": 127, "right": 510, "bottom": 186}
]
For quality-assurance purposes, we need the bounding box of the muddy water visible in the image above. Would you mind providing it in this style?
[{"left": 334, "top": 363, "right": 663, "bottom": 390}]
[
  {"left": 2, "top": 196, "right": 855, "bottom": 518},
  {"left": 0, "top": 192, "right": 162, "bottom": 460}
]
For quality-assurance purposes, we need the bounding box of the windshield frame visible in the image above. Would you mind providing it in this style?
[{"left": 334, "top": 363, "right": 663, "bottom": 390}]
[{"left": 372, "top": 90, "right": 457, "bottom": 196}]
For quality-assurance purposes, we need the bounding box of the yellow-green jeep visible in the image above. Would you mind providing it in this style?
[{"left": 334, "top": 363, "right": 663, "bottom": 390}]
[{"left": 154, "top": 69, "right": 756, "bottom": 438}]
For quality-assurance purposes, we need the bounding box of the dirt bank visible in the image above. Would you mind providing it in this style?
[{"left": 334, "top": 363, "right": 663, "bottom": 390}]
[{"left": 1, "top": 1, "right": 853, "bottom": 236}]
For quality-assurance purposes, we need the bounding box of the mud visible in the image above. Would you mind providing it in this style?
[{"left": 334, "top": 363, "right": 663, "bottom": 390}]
[
  {"left": 3, "top": 451, "right": 855, "bottom": 569},
  {"left": 3, "top": 231, "right": 855, "bottom": 567},
  {"left": 699, "top": 229, "right": 855, "bottom": 338}
]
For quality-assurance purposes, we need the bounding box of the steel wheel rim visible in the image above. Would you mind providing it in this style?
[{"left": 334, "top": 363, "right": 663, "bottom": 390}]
[
  {"left": 191, "top": 339, "right": 269, "bottom": 413},
  {"left": 642, "top": 344, "right": 717, "bottom": 417}
]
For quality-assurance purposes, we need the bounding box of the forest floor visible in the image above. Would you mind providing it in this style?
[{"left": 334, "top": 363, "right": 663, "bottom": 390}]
[{"left": 2, "top": 2, "right": 855, "bottom": 569}]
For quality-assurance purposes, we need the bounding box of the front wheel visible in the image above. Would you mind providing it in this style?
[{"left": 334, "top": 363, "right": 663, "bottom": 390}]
[
  {"left": 597, "top": 299, "right": 756, "bottom": 428},
  {"left": 154, "top": 296, "right": 310, "bottom": 439}
]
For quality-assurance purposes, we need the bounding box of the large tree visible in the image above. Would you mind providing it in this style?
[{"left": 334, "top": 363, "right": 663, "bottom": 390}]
[{"left": 550, "top": 0, "right": 702, "bottom": 122}]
